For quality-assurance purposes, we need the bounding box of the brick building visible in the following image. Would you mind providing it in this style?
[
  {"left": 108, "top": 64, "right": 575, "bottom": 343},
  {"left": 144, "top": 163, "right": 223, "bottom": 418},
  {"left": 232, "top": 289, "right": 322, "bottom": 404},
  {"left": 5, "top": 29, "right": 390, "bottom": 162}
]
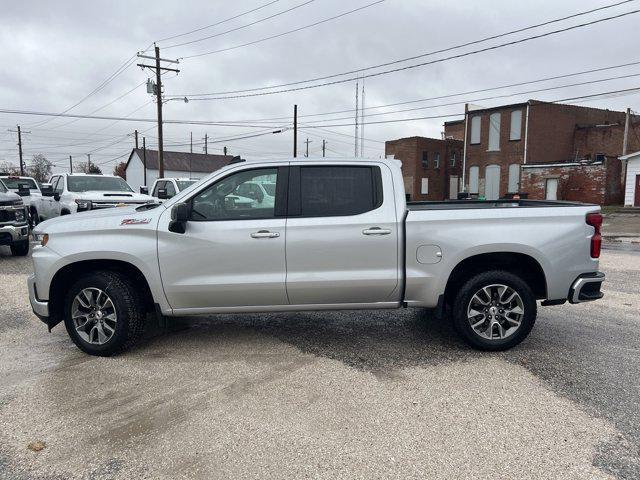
[
  {"left": 385, "top": 136, "right": 463, "bottom": 201},
  {"left": 444, "top": 100, "right": 640, "bottom": 204}
]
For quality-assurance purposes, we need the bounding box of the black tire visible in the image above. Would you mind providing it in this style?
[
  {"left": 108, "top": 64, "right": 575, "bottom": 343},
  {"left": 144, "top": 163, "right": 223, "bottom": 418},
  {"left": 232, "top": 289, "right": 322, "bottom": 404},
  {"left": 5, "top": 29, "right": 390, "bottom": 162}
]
[
  {"left": 30, "top": 208, "right": 39, "bottom": 227},
  {"left": 60, "top": 210, "right": 70, "bottom": 216},
  {"left": 10, "top": 240, "right": 29, "bottom": 256},
  {"left": 452, "top": 270, "right": 537, "bottom": 351},
  {"left": 63, "top": 271, "right": 147, "bottom": 356}
]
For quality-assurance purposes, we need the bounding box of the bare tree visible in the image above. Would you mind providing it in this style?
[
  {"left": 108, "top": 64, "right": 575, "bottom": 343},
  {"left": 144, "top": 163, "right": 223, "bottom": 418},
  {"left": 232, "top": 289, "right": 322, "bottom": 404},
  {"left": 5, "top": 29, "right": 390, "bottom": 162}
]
[
  {"left": 26, "top": 154, "right": 53, "bottom": 183},
  {"left": 0, "top": 161, "right": 20, "bottom": 175},
  {"left": 113, "top": 161, "right": 126, "bottom": 179},
  {"left": 74, "top": 162, "right": 103, "bottom": 175}
]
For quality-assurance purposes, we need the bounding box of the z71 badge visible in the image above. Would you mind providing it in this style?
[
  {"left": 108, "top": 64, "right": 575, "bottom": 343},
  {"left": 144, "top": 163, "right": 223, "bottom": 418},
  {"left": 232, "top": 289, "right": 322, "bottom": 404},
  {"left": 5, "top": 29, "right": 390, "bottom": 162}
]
[{"left": 120, "top": 218, "right": 152, "bottom": 226}]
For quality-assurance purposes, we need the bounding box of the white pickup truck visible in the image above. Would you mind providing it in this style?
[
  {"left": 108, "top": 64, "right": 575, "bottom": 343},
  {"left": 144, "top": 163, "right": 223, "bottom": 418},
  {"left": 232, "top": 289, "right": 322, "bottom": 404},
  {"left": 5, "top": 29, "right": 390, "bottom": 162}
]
[
  {"left": 0, "top": 175, "right": 42, "bottom": 227},
  {"left": 28, "top": 158, "right": 605, "bottom": 356},
  {"left": 32, "top": 173, "right": 154, "bottom": 223}
]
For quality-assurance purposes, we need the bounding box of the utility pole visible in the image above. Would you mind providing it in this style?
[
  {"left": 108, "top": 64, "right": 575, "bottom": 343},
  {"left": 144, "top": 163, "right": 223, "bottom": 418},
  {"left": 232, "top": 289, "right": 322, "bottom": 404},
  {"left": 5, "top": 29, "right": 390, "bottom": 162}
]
[
  {"left": 360, "top": 77, "right": 365, "bottom": 158},
  {"left": 322, "top": 139, "right": 326, "bottom": 157},
  {"left": 142, "top": 137, "right": 147, "bottom": 186},
  {"left": 224, "top": 146, "right": 228, "bottom": 156},
  {"left": 69, "top": 156, "right": 73, "bottom": 173},
  {"left": 623, "top": 107, "right": 631, "bottom": 156},
  {"left": 203, "top": 134, "right": 208, "bottom": 154},
  {"left": 8, "top": 126, "right": 29, "bottom": 175},
  {"left": 354, "top": 79, "right": 359, "bottom": 158},
  {"left": 134, "top": 129, "right": 139, "bottom": 149},
  {"left": 87, "top": 154, "right": 91, "bottom": 172},
  {"left": 190, "top": 132, "right": 193, "bottom": 153},
  {"left": 17, "top": 125, "right": 24, "bottom": 175},
  {"left": 304, "top": 138, "right": 312, "bottom": 157},
  {"left": 137, "top": 45, "right": 180, "bottom": 179},
  {"left": 293, "top": 104, "right": 298, "bottom": 158}
]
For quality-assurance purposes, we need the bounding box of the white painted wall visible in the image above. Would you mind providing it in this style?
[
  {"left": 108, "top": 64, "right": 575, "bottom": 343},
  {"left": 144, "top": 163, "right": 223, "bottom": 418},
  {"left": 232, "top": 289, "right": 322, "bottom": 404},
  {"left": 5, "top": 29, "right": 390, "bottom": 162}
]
[
  {"left": 624, "top": 156, "right": 640, "bottom": 206},
  {"left": 125, "top": 152, "right": 208, "bottom": 192}
]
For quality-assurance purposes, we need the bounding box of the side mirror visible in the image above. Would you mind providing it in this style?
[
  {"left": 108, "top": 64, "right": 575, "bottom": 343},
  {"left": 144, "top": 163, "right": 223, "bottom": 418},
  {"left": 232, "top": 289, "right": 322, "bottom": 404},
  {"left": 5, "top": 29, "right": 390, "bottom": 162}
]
[
  {"left": 140, "top": 186, "right": 149, "bottom": 195},
  {"left": 41, "top": 185, "right": 53, "bottom": 197},
  {"left": 169, "top": 202, "right": 190, "bottom": 234},
  {"left": 53, "top": 193, "right": 61, "bottom": 202},
  {"left": 157, "top": 188, "right": 168, "bottom": 200}
]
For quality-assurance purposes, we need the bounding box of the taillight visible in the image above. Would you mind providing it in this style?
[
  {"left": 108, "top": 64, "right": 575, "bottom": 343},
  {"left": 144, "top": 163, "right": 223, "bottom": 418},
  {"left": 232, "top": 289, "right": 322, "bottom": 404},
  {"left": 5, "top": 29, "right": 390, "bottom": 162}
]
[{"left": 586, "top": 212, "right": 603, "bottom": 258}]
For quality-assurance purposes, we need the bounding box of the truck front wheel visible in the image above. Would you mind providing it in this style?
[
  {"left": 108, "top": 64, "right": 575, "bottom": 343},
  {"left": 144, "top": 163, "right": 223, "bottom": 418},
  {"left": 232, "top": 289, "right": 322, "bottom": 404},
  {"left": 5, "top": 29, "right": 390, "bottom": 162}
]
[
  {"left": 63, "top": 271, "right": 147, "bottom": 356},
  {"left": 452, "top": 270, "right": 537, "bottom": 351},
  {"left": 10, "top": 240, "right": 29, "bottom": 256}
]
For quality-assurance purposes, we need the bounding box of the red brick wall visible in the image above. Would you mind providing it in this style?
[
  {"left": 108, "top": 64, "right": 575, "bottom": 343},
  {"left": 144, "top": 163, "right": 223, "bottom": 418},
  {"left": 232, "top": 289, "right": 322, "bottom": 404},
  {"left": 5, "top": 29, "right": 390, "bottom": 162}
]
[
  {"left": 385, "top": 136, "right": 463, "bottom": 200},
  {"left": 573, "top": 120, "right": 640, "bottom": 159},
  {"left": 444, "top": 121, "right": 465, "bottom": 141},
  {"left": 520, "top": 158, "right": 623, "bottom": 205}
]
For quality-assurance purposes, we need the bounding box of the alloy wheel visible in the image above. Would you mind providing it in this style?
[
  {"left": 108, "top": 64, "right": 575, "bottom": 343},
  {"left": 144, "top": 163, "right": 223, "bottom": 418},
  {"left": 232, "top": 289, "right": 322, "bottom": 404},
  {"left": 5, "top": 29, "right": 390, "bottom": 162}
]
[
  {"left": 71, "top": 288, "right": 118, "bottom": 345},
  {"left": 467, "top": 284, "right": 524, "bottom": 340}
]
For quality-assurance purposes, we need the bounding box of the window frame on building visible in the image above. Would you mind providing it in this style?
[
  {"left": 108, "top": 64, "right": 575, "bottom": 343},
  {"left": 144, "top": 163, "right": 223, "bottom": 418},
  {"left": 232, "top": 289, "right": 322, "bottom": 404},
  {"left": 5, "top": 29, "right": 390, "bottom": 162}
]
[
  {"left": 421, "top": 151, "right": 428, "bottom": 169},
  {"left": 488, "top": 112, "right": 501, "bottom": 152},
  {"left": 508, "top": 163, "right": 521, "bottom": 193},
  {"left": 450, "top": 150, "right": 456, "bottom": 167},
  {"left": 421, "top": 178, "right": 429, "bottom": 195},
  {"left": 434, "top": 152, "right": 440, "bottom": 169},
  {"left": 470, "top": 116, "right": 481, "bottom": 145},
  {"left": 510, "top": 110, "right": 523, "bottom": 141}
]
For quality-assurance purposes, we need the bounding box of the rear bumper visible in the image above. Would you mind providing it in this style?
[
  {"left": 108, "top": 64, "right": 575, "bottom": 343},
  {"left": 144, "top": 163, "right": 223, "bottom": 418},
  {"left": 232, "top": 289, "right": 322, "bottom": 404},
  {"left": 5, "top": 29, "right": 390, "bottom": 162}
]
[
  {"left": 569, "top": 272, "right": 605, "bottom": 304},
  {"left": 28, "top": 274, "right": 50, "bottom": 322}
]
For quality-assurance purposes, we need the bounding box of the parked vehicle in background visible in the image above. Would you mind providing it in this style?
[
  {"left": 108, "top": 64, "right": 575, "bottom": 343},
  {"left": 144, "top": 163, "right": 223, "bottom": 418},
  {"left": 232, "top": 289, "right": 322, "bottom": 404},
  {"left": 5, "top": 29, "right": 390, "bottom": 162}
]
[
  {"left": 0, "top": 175, "right": 42, "bottom": 227},
  {"left": 0, "top": 181, "right": 29, "bottom": 256},
  {"left": 32, "top": 173, "right": 155, "bottom": 223},
  {"left": 28, "top": 158, "right": 605, "bottom": 356},
  {"left": 143, "top": 178, "right": 198, "bottom": 201}
]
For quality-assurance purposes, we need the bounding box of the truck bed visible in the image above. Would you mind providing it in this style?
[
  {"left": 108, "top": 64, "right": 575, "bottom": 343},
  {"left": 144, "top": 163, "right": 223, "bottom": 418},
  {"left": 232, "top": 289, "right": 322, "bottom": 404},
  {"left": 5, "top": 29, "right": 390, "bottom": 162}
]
[{"left": 407, "top": 199, "right": 594, "bottom": 211}]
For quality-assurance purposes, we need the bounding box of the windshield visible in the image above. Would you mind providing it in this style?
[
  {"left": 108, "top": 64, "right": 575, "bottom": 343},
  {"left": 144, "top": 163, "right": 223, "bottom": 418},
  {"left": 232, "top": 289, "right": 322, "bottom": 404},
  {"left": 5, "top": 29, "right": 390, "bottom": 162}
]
[
  {"left": 262, "top": 183, "right": 276, "bottom": 196},
  {"left": 67, "top": 176, "right": 133, "bottom": 193},
  {"left": 0, "top": 181, "right": 7, "bottom": 193},
  {"left": 176, "top": 180, "right": 197, "bottom": 191},
  {"left": 1, "top": 177, "right": 38, "bottom": 190}
]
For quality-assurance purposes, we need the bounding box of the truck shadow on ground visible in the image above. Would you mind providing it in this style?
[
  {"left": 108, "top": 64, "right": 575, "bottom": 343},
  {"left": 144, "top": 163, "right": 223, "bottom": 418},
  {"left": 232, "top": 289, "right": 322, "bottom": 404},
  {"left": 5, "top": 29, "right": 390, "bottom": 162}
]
[{"left": 148, "top": 308, "right": 486, "bottom": 373}]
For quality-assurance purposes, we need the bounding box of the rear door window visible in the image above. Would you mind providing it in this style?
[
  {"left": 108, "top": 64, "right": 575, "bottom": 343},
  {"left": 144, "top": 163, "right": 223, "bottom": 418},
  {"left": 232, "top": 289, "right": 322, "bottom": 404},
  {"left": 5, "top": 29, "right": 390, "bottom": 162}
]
[{"left": 295, "top": 166, "right": 382, "bottom": 217}]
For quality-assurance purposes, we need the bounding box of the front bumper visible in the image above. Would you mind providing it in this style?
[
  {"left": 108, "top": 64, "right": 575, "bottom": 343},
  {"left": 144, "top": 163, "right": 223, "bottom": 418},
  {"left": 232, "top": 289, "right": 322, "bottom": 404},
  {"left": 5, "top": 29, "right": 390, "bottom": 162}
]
[
  {"left": 0, "top": 223, "right": 29, "bottom": 245},
  {"left": 28, "top": 274, "right": 49, "bottom": 321},
  {"left": 569, "top": 272, "right": 605, "bottom": 304}
]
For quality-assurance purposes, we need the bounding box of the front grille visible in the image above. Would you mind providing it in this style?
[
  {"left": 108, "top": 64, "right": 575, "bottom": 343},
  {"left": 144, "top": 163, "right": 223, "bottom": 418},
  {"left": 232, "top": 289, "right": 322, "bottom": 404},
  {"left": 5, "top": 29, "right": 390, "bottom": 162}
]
[
  {"left": 91, "top": 201, "right": 148, "bottom": 209},
  {"left": 0, "top": 209, "right": 16, "bottom": 222}
]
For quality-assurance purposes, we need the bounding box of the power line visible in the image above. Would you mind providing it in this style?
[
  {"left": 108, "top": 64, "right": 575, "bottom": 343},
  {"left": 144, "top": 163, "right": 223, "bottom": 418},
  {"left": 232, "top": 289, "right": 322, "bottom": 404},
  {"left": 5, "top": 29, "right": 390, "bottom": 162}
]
[
  {"left": 301, "top": 86, "right": 640, "bottom": 128},
  {"left": 181, "top": 0, "right": 387, "bottom": 59},
  {"left": 163, "top": 0, "right": 317, "bottom": 49},
  {"left": 298, "top": 71, "right": 640, "bottom": 124},
  {"left": 155, "top": 0, "right": 283, "bottom": 44},
  {"left": 174, "top": 3, "right": 639, "bottom": 98}
]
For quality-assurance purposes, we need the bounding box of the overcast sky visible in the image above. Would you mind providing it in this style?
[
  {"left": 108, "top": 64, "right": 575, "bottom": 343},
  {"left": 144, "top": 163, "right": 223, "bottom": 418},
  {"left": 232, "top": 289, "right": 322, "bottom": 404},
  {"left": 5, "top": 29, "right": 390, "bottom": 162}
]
[{"left": 0, "top": 0, "right": 638, "bottom": 174}]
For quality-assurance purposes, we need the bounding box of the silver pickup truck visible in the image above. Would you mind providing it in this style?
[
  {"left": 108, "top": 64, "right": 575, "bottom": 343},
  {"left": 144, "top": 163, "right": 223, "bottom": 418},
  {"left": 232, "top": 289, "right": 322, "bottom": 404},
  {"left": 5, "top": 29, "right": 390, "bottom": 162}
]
[{"left": 28, "top": 158, "right": 605, "bottom": 356}]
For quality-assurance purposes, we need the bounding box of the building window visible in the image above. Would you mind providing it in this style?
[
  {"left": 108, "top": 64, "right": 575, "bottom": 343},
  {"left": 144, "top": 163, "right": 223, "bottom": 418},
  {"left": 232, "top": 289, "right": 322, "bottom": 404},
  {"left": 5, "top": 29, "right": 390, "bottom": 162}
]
[
  {"left": 508, "top": 164, "right": 520, "bottom": 193},
  {"left": 422, "top": 151, "right": 428, "bottom": 168},
  {"left": 421, "top": 178, "right": 429, "bottom": 194},
  {"left": 469, "top": 165, "right": 479, "bottom": 194},
  {"left": 595, "top": 153, "right": 606, "bottom": 162},
  {"left": 488, "top": 112, "right": 501, "bottom": 151},
  {"left": 434, "top": 152, "right": 440, "bottom": 169},
  {"left": 510, "top": 110, "right": 522, "bottom": 141},
  {"left": 470, "top": 116, "right": 481, "bottom": 145},
  {"left": 450, "top": 151, "right": 456, "bottom": 167}
]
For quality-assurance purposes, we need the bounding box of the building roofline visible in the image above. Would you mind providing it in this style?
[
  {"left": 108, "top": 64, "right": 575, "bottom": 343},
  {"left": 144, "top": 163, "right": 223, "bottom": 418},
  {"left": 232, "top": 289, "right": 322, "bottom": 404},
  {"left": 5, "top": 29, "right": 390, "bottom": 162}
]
[{"left": 466, "top": 99, "right": 629, "bottom": 116}]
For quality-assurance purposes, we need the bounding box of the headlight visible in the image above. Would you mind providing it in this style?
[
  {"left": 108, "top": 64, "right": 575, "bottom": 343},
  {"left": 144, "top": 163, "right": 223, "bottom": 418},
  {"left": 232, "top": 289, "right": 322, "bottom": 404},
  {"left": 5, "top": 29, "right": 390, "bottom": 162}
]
[
  {"left": 75, "top": 199, "right": 92, "bottom": 211},
  {"left": 15, "top": 209, "right": 25, "bottom": 222},
  {"left": 33, "top": 233, "right": 49, "bottom": 246}
]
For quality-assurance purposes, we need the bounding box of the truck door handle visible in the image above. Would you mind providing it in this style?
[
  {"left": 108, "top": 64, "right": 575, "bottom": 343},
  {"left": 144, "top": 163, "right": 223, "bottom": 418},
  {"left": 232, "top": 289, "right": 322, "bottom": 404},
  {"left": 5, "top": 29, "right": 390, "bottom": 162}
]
[
  {"left": 362, "top": 227, "right": 392, "bottom": 236},
  {"left": 250, "top": 230, "right": 280, "bottom": 239}
]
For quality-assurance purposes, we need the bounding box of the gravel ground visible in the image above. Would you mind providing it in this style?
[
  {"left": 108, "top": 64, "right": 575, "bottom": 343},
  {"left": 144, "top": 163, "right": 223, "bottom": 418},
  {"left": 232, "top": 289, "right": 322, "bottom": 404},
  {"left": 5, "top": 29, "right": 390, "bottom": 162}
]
[{"left": 0, "top": 244, "right": 638, "bottom": 479}]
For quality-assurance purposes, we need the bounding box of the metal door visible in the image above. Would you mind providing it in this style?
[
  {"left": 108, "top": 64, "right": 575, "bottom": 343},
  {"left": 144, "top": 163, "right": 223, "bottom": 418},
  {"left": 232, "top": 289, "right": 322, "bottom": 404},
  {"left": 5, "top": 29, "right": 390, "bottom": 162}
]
[
  {"left": 485, "top": 165, "right": 500, "bottom": 200},
  {"left": 546, "top": 178, "right": 558, "bottom": 200}
]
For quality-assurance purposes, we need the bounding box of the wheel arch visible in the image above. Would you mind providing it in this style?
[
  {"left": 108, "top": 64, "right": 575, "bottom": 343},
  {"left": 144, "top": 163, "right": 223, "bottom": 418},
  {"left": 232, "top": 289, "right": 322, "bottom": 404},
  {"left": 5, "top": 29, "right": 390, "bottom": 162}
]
[
  {"left": 48, "top": 259, "right": 155, "bottom": 329},
  {"left": 443, "top": 252, "right": 548, "bottom": 306}
]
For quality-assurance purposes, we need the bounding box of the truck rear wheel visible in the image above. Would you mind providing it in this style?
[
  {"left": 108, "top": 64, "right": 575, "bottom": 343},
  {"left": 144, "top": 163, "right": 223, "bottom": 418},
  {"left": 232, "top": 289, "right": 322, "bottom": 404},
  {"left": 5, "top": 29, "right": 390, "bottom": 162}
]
[
  {"left": 63, "top": 271, "right": 147, "bottom": 356},
  {"left": 452, "top": 270, "right": 536, "bottom": 351}
]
